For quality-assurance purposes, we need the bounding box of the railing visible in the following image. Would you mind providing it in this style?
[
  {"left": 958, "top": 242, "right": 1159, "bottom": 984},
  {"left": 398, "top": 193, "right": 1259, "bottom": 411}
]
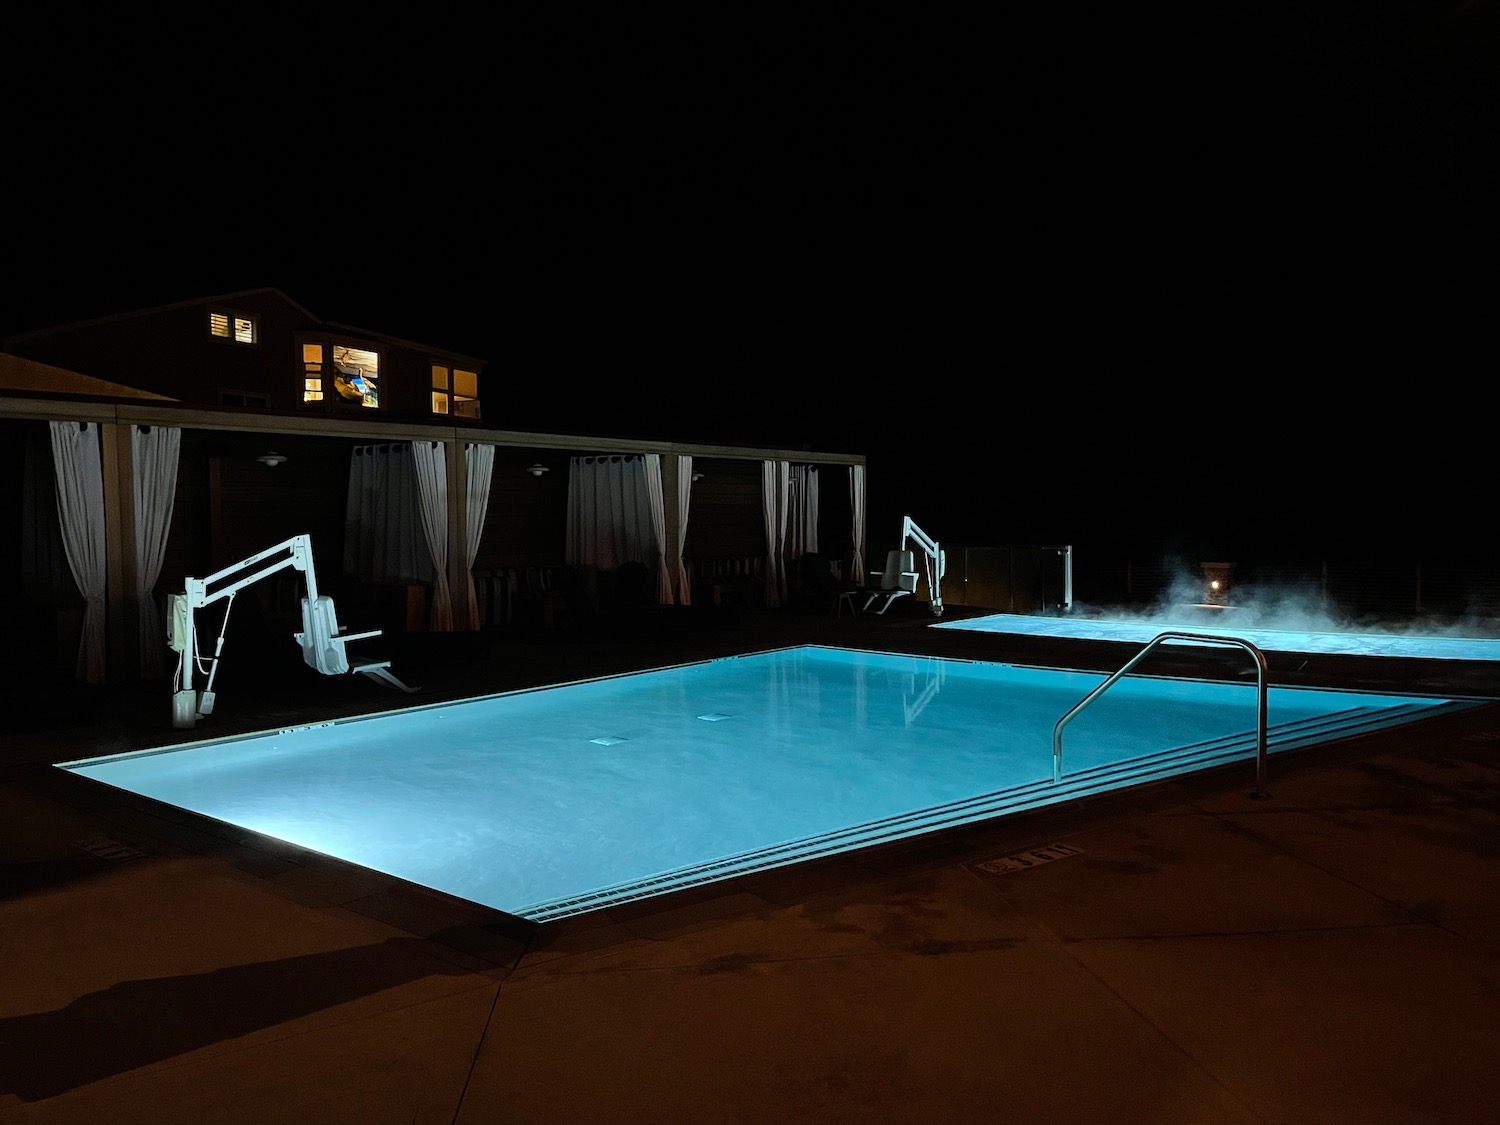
[{"left": 1052, "top": 632, "right": 1272, "bottom": 800}]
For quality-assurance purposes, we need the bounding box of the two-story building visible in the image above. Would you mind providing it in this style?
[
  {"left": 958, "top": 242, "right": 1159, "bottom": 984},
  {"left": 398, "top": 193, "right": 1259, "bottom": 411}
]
[{"left": 1, "top": 290, "right": 868, "bottom": 689}]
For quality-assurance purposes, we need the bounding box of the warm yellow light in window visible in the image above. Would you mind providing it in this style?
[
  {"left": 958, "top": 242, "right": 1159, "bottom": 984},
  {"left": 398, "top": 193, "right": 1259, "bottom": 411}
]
[
  {"left": 303, "top": 343, "right": 324, "bottom": 364},
  {"left": 432, "top": 365, "right": 450, "bottom": 391},
  {"left": 335, "top": 345, "right": 378, "bottom": 371},
  {"left": 432, "top": 391, "right": 450, "bottom": 414},
  {"left": 211, "top": 310, "right": 255, "bottom": 342},
  {"left": 333, "top": 345, "right": 379, "bottom": 408},
  {"left": 454, "top": 370, "right": 477, "bottom": 397}
]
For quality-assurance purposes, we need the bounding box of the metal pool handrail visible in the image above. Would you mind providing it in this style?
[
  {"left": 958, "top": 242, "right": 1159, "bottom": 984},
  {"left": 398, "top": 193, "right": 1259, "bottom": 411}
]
[{"left": 1052, "top": 631, "right": 1272, "bottom": 800}]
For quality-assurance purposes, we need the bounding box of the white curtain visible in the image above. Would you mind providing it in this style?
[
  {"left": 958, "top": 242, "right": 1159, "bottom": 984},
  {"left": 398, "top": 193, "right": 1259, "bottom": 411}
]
[
  {"left": 343, "top": 444, "right": 433, "bottom": 583},
  {"left": 787, "top": 465, "right": 819, "bottom": 559},
  {"left": 761, "top": 459, "right": 790, "bottom": 608},
  {"left": 410, "top": 440, "right": 452, "bottom": 631},
  {"left": 642, "top": 454, "right": 672, "bottom": 604},
  {"left": 48, "top": 420, "right": 107, "bottom": 683},
  {"left": 850, "top": 464, "right": 866, "bottom": 587},
  {"left": 565, "top": 455, "right": 659, "bottom": 576},
  {"left": 676, "top": 455, "right": 693, "bottom": 606},
  {"left": 132, "top": 424, "right": 180, "bottom": 676},
  {"left": 463, "top": 443, "right": 495, "bottom": 630}
]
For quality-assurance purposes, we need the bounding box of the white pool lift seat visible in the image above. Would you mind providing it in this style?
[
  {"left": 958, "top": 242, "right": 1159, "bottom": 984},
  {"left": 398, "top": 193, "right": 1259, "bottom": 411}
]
[
  {"left": 862, "top": 550, "right": 920, "bottom": 615},
  {"left": 298, "top": 595, "right": 418, "bottom": 693}
]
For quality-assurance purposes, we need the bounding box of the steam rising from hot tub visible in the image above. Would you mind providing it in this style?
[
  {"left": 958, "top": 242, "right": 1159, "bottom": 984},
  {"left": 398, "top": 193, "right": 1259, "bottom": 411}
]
[{"left": 1071, "top": 563, "right": 1500, "bottom": 641}]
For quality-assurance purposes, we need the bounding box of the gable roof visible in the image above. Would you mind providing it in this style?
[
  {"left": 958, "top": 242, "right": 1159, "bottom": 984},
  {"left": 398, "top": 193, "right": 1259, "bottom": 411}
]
[
  {"left": 2, "top": 288, "right": 484, "bottom": 365},
  {"left": 0, "top": 354, "right": 177, "bottom": 400},
  {"left": 1, "top": 289, "right": 318, "bottom": 344}
]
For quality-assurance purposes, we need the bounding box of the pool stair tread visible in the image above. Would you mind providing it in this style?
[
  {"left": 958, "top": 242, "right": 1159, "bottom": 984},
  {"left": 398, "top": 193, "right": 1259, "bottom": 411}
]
[{"left": 511, "top": 698, "right": 1481, "bottom": 921}]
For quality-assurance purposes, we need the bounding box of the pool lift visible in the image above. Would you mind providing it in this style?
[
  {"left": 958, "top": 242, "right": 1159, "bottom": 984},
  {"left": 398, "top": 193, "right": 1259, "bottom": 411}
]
[
  {"left": 865, "top": 515, "right": 946, "bottom": 617},
  {"left": 167, "top": 533, "right": 417, "bottom": 729}
]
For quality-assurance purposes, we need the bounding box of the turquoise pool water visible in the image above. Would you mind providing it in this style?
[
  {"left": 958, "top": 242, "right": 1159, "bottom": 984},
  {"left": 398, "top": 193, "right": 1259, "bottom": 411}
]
[
  {"left": 936, "top": 611, "right": 1500, "bottom": 660},
  {"left": 58, "top": 645, "right": 1476, "bottom": 922}
]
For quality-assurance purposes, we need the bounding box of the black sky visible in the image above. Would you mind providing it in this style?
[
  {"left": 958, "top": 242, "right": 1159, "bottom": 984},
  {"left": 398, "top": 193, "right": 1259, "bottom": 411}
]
[{"left": 4, "top": 6, "right": 1496, "bottom": 564}]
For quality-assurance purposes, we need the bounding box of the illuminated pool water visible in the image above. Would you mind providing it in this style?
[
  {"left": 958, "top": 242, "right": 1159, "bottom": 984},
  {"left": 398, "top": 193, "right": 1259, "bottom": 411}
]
[
  {"left": 935, "top": 612, "right": 1500, "bottom": 661},
  {"left": 57, "top": 646, "right": 1478, "bottom": 922}
]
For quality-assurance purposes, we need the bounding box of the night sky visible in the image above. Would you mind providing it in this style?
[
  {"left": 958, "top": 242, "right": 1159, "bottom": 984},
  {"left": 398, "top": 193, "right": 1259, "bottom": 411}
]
[{"left": 4, "top": 6, "right": 1495, "bottom": 565}]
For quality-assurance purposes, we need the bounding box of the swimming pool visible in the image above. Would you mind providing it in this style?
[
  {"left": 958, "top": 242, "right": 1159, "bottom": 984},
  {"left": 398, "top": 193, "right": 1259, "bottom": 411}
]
[
  {"left": 936, "top": 611, "right": 1500, "bottom": 661},
  {"left": 57, "top": 645, "right": 1479, "bottom": 922}
]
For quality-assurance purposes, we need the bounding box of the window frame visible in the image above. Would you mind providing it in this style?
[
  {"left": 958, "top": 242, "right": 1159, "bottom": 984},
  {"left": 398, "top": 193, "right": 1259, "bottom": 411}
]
[
  {"left": 208, "top": 307, "right": 260, "bottom": 347},
  {"left": 296, "top": 333, "right": 386, "bottom": 413},
  {"left": 431, "top": 362, "right": 481, "bottom": 420}
]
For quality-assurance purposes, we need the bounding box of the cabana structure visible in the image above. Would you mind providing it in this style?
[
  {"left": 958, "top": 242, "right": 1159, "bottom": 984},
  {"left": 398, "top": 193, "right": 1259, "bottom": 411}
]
[{"left": 1, "top": 290, "right": 870, "bottom": 688}]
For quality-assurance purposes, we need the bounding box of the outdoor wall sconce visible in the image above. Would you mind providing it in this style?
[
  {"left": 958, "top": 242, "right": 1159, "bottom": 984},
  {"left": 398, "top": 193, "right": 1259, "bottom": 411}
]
[
  {"left": 1200, "top": 561, "right": 1235, "bottom": 607},
  {"left": 691, "top": 472, "right": 705, "bottom": 481},
  {"left": 256, "top": 451, "right": 288, "bottom": 468},
  {"left": 525, "top": 463, "right": 550, "bottom": 477}
]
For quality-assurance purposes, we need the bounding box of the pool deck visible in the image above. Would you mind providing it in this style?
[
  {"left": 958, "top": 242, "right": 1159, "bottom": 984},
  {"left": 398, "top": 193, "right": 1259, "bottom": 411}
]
[{"left": 3, "top": 603, "right": 1499, "bottom": 1124}]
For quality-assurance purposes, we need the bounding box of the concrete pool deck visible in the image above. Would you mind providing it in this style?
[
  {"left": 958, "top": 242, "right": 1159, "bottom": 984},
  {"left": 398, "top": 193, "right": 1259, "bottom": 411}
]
[{"left": 3, "top": 604, "right": 1499, "bottom": 1123}]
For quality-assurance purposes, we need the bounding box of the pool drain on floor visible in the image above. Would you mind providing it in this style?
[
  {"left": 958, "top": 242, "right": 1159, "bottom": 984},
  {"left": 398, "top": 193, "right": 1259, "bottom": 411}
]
[
  {"left": 697, "top": 713, "right": 733, "bottom": 722},
  {"left": 972, "top": 842, "right": 1082, "bottom": 875}
]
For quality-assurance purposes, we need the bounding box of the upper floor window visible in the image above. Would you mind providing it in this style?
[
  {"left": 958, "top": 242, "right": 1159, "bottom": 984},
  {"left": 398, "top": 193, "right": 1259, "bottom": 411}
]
[
  {"left": 334, "top": 345, "right": 381, "bottom": 408},
  {"left": 301, "top": 339, "right": 381, "bottom": 409},
  {"left": 432, "top": 364, "right": 480, "bottom": 419},
  {"left": 301, "top": 343, "right": 325, "bottom": 402},
  {"left": 209, "top": 309, "right": 257, "bottom": 345}
]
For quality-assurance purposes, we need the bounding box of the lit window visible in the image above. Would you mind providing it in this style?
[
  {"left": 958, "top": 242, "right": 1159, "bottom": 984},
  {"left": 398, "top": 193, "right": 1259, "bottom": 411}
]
[
  {"left": 302, "top": 343, "right": 324, "bottom": 403},
  {"left": 332, "top": 345, "right": 379, "bottom": 408},
  {"left": 432, "top": 364, "right": 480, "bottom": 418},
  {"left": 209, "top": 309, "right": 257, "bottom": 344},
  {"left": 453, "top": 369, "right": 480, "bottom": 419}
]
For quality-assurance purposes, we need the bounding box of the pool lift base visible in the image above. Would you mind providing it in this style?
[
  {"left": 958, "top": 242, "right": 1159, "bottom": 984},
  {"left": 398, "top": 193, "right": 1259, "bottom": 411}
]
[{"left": 167, "top": 533, "right": 418, "bottom": 729}]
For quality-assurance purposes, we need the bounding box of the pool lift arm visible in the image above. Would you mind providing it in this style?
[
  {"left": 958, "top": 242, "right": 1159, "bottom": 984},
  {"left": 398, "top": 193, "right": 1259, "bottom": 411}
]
[
  {"left": 901, "top": 515, "right": 945, "bottom": 617},
  {"left": 167, "top": 533, "right": 415, "bottom": 729}
]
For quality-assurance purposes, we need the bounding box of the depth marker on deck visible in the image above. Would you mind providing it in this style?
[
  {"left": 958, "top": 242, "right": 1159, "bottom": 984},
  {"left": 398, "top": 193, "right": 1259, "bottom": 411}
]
[
  {"left": 75, "top": 836, "right": 148, "bottom": 862},
  {"left": 972, "top": 842, "right": 1082, "bottom": 875}
]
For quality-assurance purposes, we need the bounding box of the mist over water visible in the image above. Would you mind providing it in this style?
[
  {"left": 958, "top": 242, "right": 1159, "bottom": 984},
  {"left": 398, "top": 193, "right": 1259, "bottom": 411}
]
[{"left": 1074, "top": 567, "right": 1500, "bottom": 640}]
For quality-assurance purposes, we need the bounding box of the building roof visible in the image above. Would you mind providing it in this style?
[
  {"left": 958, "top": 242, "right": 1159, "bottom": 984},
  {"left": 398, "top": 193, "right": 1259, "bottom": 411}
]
[
  {"left": 0, "top": 289, "right": 315, "bottom": 344},
  {"left": 1, "top": 286, "right": 484, "bottom": 368},
  {"left": 0, "top": 354, "right": 176, "bottom": 401}
]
